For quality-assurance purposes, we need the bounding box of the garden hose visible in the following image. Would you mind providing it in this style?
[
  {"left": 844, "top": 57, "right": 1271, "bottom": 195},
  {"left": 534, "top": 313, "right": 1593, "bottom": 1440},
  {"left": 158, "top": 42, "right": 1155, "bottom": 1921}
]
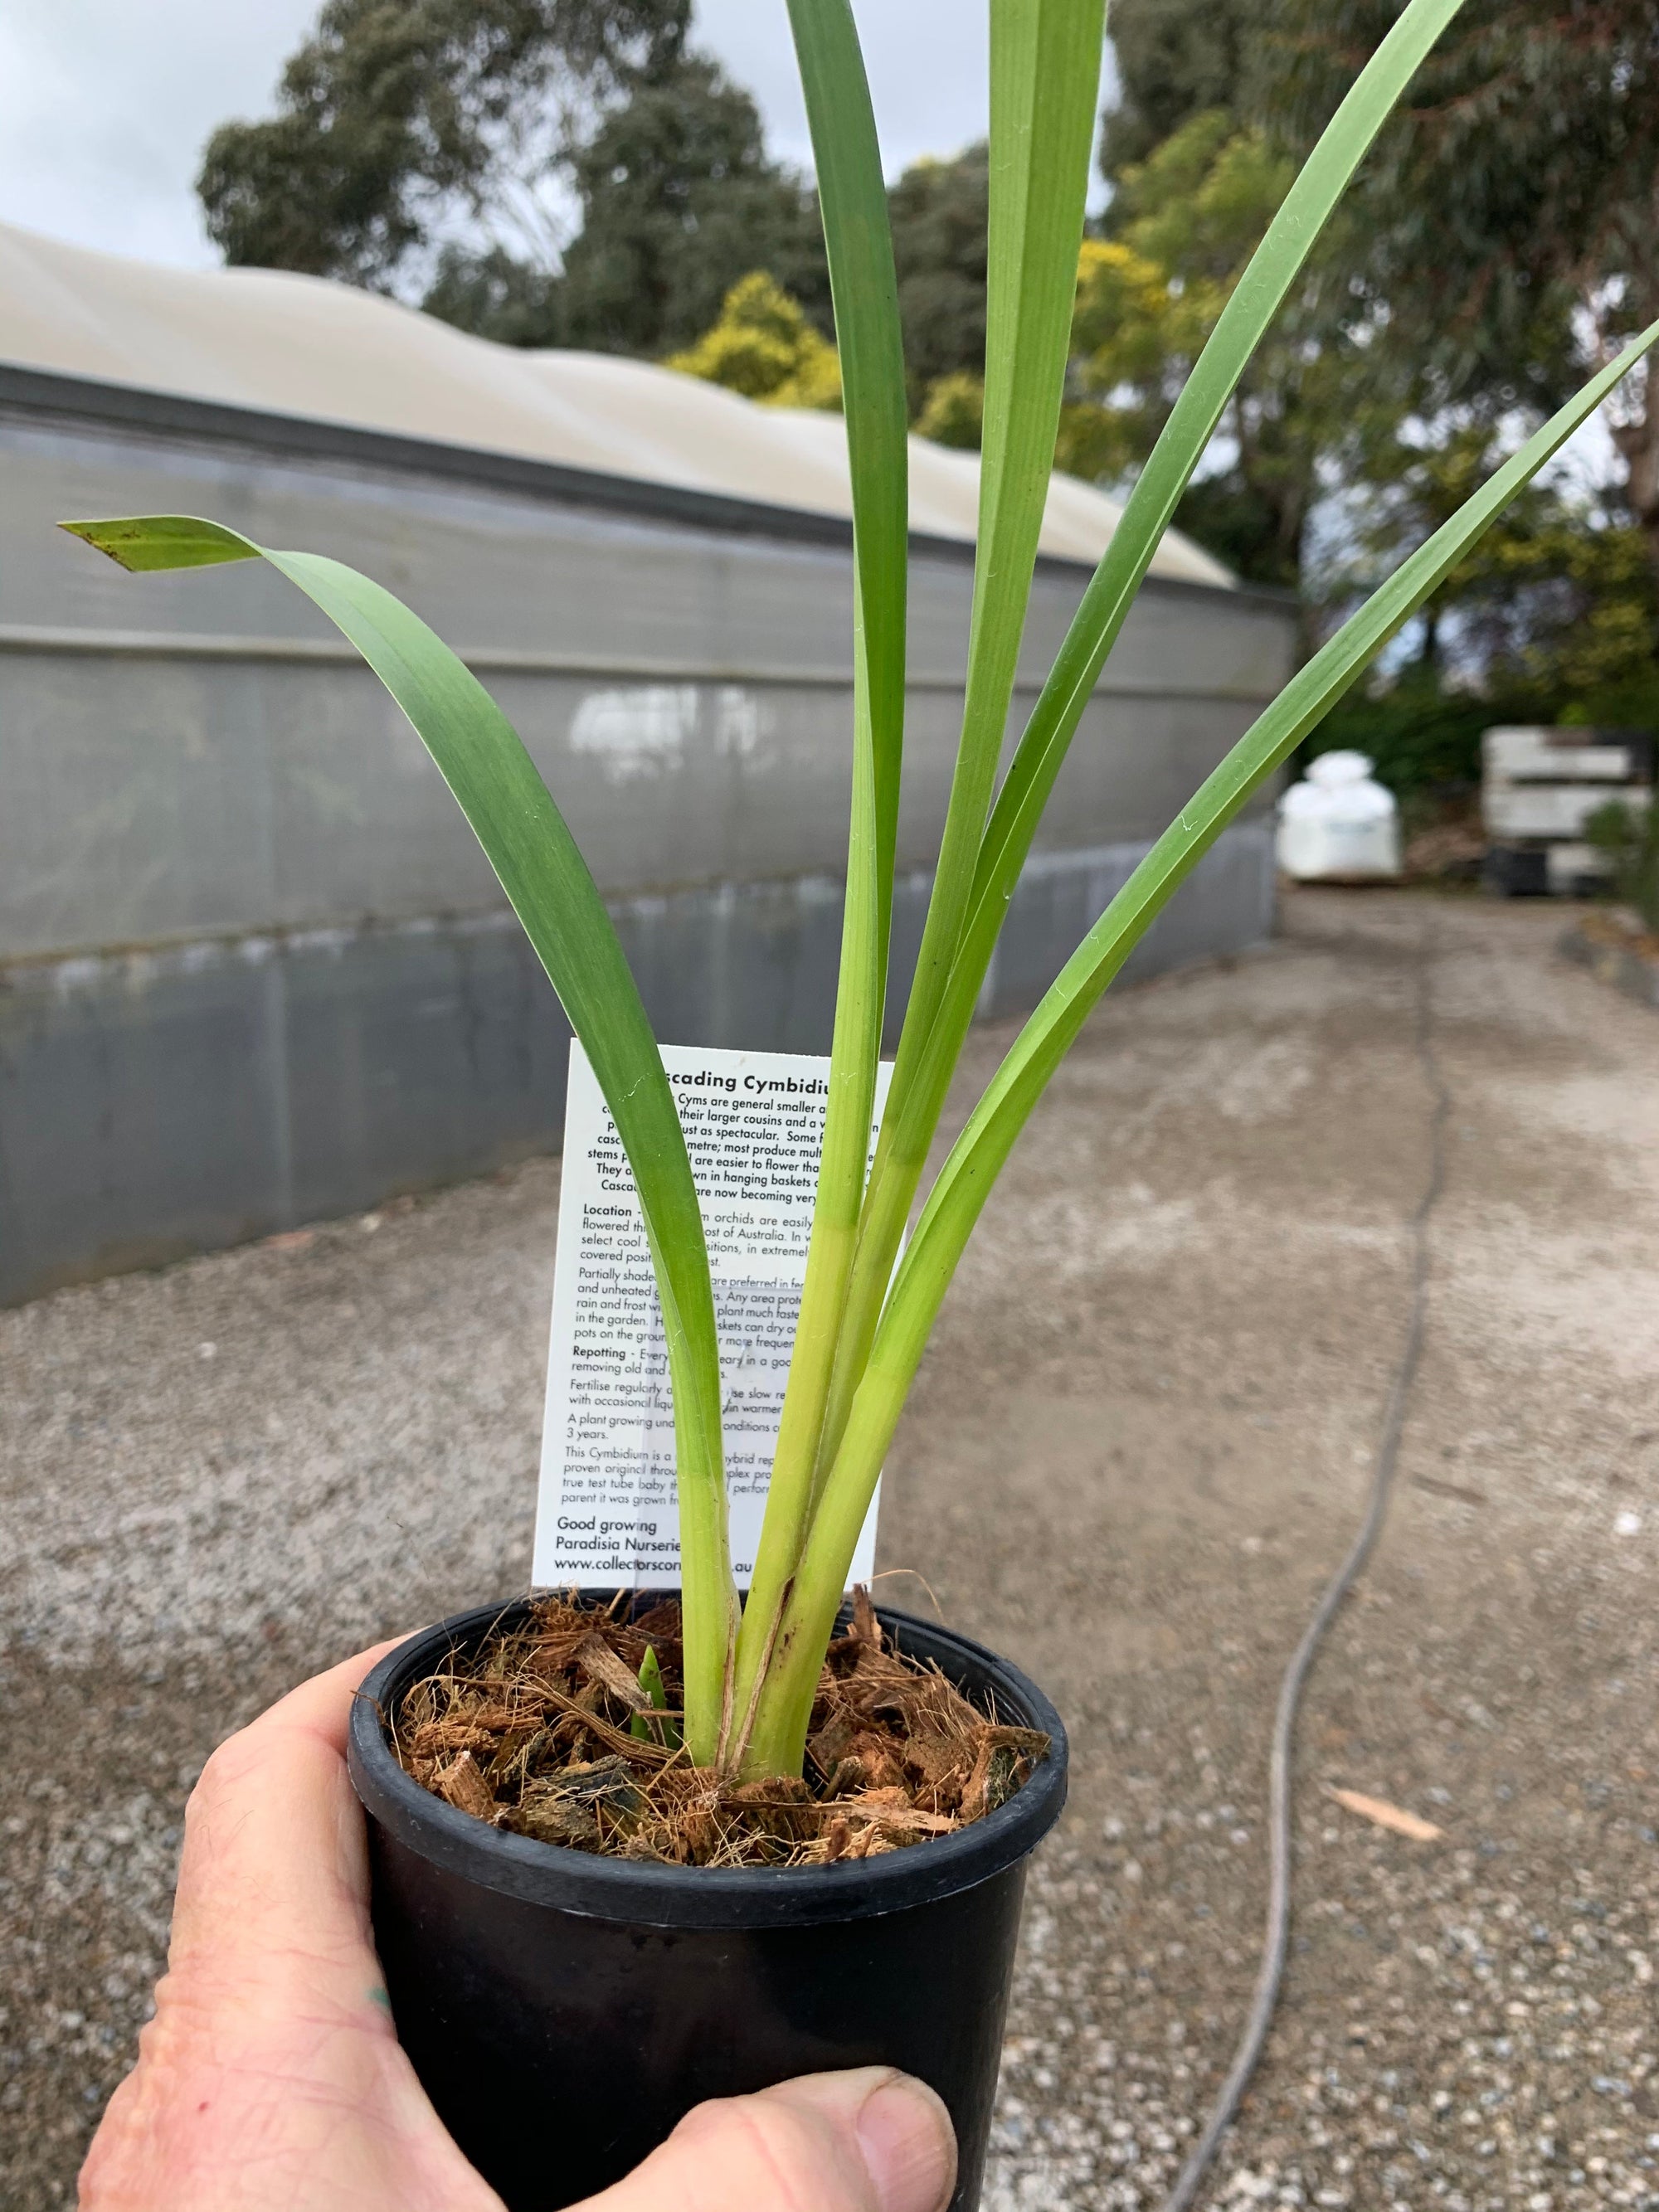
[{"left": 1159, "top": 926, "right": 1450, "bottom": 2212}]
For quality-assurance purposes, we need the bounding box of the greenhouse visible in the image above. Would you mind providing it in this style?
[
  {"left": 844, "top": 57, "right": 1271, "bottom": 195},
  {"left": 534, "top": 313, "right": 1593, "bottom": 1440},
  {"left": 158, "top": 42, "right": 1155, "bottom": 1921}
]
[{"left": 0, "top": 220, "right": 1295, "bottom": 1305}]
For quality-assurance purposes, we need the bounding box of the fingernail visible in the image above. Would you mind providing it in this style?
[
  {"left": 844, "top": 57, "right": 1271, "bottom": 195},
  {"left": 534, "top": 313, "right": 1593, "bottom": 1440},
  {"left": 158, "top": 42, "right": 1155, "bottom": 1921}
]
[{"left": 855, "top": 2073, "right": 957, "bottom": 2212}]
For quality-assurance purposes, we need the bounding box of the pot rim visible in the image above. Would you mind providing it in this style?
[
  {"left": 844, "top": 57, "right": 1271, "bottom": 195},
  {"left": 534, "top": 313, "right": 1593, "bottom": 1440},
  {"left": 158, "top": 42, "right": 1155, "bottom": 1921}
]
[{"left": 348, "top": 1596, "right": 1068, "bottom": 1929}]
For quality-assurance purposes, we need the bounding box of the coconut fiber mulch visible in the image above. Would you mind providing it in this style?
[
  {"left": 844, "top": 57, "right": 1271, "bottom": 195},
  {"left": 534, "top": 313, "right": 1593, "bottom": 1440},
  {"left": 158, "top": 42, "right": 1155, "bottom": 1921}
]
[{"left": 387, "top": 1590, "right": 1048, "bottom": 1867}]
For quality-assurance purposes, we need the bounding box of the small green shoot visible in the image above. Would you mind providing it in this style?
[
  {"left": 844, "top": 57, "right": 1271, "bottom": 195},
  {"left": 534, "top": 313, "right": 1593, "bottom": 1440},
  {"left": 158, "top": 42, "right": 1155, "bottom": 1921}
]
[{"left": 630, "top": 1646, "right": 682, "bottom": 1753}]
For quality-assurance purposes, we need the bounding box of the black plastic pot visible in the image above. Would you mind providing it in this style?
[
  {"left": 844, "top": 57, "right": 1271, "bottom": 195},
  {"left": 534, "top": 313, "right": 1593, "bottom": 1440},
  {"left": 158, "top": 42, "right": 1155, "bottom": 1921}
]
[{"left": 348, "top": 1597, "right": 1067, "bottom": 2212}]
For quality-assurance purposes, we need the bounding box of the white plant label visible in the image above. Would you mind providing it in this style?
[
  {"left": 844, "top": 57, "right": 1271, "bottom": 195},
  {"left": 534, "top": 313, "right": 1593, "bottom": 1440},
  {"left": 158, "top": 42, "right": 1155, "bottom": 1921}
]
[{"left": 533, "top": 1043, "right": 890, "bottom": 1591}]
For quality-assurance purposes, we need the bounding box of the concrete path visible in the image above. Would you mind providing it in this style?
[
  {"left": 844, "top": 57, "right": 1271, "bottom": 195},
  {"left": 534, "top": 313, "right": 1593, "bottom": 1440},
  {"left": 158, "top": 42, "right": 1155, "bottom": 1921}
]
[{"left": 3, "top": 890, "right": 1657, "bottom": 2210}]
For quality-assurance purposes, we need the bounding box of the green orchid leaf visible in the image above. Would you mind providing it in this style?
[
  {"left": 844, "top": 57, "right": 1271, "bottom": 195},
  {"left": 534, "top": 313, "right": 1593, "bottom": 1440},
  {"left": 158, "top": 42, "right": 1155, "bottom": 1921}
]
[
  {"left": 731, "top": 0, "right": 911, "bottom": 1763},
  {"left": 60, "top": 513, "right": 737, "bottom": 1763}
]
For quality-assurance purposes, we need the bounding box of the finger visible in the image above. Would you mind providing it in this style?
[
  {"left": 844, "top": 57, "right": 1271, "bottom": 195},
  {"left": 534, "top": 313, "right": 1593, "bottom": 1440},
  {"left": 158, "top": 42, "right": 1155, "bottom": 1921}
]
[
  {"left": 250, "top": 1632, "right": 407, "bottom": 1756},
  {"left": 580, "top": 2067, "right": 956, "bottom": 2212},
  {"left": 166, "top": 1636, "right": 403, "bottom": 1984}
]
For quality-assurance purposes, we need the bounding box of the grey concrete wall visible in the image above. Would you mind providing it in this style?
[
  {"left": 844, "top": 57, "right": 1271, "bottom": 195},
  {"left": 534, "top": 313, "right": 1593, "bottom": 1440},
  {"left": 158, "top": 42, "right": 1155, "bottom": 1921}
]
[
  {"left": 0, "top": 373, "right": 1295, "bottom": 1304},
  {"left": 0, "top": 827, "right": 1273, "bottom": 1304}
]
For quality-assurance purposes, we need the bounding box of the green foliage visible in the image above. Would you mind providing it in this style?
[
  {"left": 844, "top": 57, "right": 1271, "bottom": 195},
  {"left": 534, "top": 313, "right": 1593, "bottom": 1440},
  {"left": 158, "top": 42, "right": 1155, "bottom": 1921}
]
[
  {"left": 630, "top": 1645, "right": 681, "bottom": 1748},
  {"left": 198, "top": 0, "right": 688, "bottom": 286},
  {"left": 1557, "top": 668, "right": 1659, "bottom": 738},
  {"left": 1098, "top": 0, "right": 1271, "bottom": 173},
  {"left": 739, "top": 0, "right": 1112, "bottom": 1777},
  {"left": 1269, "top": 0, "right": 1659, "bottom": 571},
  {"left": 664, "top": 272, "right": 839, "bottom": 407},
  {"left": 1093, "top": 0, "right": 1659, "bottom": 613},
  {"left": 1584, "top": 797, "right": 1659, "bottom": 933},
  {"left": 1305, "top": 673, "right": 1496, "bottom": 800},
  {"left": 584, "top": 131, "right": 992, "bottom": 430},
  {"left": 555, "top": 54, "right": 830, "bottom": 353},
  {"left": 665, "top": 141, "right": 992, "bottom": 436},
  {"left": 1453, "top": 504, "right": 1659, "bottom": 718},
  {"left": 1272, "top": 0, "right": 1652, "bottom": 398},
  {"left": 887, "top": 144, "right": 991, "bottom": 412},
  {"left": 1077, "top": 109, "right": 1374, "bottom": 588},
  {"left": 197, "top": 0, "right": 829, "bottom": 362},
  {"left": 765, "top": 312, "right": 1659, "bottom": 1781},
  {"left": 60, "top": 513, "right": 737, "bottom": 1766},
  {"left": 1311, "top": 435, "right": 1659, "bottom": 792},
  {"left": 1092, "top": 0, "right": 1352, "bottom": 583},
  {"left": 422, "top": 243, "right": 566, "bottom": 346},
  {"left": 914, "top": 371, "right": 985, "bottom": 450},
  {"left": 729, "top": 0, "right": 907, "bottom": 1772},
  {"left": 659, "top": 139, "right": 995, "bottom": 435}
]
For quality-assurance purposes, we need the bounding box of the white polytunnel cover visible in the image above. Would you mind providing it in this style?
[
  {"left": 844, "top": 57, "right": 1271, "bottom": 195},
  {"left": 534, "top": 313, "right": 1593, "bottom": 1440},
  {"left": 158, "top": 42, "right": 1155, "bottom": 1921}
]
[{"left": 0, "top": 219, "right": 1233, "bottom": 587}]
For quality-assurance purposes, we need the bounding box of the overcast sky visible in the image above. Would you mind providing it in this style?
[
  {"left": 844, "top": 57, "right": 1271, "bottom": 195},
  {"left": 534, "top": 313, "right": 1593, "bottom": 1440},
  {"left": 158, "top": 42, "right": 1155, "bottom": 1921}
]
[
  {"left": 0, "top": 0, "right": 1092, "bottom": 271},
  {"left": 0, "top": 0, "right": 1612, "bottom": 497}
]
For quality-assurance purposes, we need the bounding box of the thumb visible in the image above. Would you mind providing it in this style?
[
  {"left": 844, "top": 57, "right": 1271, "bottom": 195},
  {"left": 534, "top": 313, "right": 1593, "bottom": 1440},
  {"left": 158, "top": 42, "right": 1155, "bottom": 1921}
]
[{"left": 579, "top": 2066, "right": 957, "bottom": 2212}]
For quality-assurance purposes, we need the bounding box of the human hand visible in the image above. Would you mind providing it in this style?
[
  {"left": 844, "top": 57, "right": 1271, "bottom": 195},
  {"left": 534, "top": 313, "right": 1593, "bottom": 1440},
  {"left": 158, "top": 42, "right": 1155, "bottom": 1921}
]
[{"left": 79, "top": 1640, "right": 958, "bottom": 2212}]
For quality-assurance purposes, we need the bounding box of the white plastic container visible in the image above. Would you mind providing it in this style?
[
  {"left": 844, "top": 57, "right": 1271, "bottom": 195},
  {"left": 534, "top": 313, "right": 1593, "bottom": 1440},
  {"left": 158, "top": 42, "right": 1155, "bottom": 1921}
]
[{"left": 1276, "top": 750, "right": 1402, "bottom": 880}]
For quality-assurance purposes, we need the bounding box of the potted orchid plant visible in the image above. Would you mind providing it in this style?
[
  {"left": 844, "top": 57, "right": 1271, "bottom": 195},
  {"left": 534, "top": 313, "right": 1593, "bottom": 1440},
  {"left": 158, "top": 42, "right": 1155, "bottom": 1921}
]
[{"left": 63, "top": 0, "right": 1657, "bottom": 2204}]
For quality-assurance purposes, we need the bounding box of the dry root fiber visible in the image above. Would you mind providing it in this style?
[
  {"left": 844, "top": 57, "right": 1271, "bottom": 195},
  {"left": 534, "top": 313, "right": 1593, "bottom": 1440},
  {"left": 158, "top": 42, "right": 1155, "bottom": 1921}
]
[{"left": 387, "top": 1590, "right": 1048, "bottom": 1867}]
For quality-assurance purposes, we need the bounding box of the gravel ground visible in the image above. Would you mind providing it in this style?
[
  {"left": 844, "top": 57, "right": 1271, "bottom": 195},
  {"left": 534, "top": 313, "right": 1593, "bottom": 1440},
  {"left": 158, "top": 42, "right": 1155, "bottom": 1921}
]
[{"left": 3, "top": 888, "right": 1657, "bottom": 2210}]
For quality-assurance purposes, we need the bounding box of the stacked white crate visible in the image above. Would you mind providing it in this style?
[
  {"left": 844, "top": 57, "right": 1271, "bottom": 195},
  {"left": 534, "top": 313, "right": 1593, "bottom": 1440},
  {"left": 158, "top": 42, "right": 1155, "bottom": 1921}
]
[{"left": 1481, "top": 727, "right": 1653, "bottom": 894}]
